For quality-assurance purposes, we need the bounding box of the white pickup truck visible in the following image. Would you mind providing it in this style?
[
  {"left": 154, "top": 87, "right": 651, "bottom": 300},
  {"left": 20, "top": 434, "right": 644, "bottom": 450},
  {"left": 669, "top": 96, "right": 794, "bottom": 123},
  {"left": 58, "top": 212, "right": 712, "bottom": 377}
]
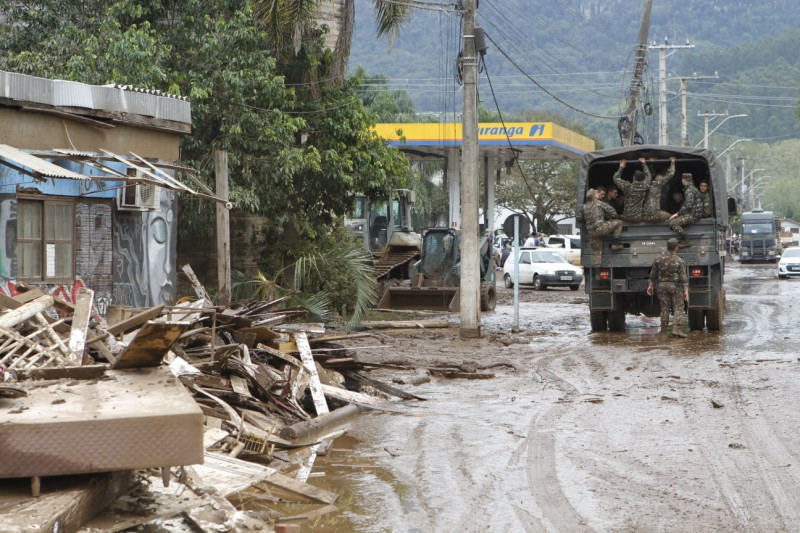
[{"left": 544, "top": 234, "right": 581, "bottom": 265}]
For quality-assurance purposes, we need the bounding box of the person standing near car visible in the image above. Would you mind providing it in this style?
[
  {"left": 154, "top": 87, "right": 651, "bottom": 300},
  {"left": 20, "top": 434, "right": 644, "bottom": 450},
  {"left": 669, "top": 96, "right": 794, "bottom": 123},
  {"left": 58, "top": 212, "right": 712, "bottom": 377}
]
[{"left": 646, "top": 238, "right": 688, "bottom": 338}]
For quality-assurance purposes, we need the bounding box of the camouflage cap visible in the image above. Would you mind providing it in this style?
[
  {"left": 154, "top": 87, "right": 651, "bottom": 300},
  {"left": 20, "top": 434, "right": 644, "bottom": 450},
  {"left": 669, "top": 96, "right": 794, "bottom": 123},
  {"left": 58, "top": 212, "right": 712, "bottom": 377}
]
[
  {"left": 667, "top": 238, "right": 679, "bottom": 250},
  {"left": 681, "top": 172, "right": 693, "bottom": 179}
]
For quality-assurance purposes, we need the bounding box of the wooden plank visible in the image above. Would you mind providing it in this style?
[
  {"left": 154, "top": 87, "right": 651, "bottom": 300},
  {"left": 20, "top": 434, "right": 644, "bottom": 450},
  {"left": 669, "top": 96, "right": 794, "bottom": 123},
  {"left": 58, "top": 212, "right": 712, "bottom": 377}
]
[
  {"left": 0, "top": 293, "right": 70, "bottom": 334},
  {"left": 229, "top": 375, "right": 251, "bottom": 398},
  {"left": 112, "top": 321, "right": 191, "bottom": 369},
  {"left": 320, "top": 384, "right": 399, "bottom": 412},
  {"left": 262, "top": 471, "right": 339, "bottom": 505},
  {"left": 294, "top": 332, "right": 328, "bottom": 416},
  {"left": 363, "top": 319, "right": 451, "bottom": 329},
  {"left": 104, "top": 304, "right": 165, "bottom": 336},
  {"left": 0, "top": 295, "right": 54, "bottom": 328},
  {"left": 181, "top": 264, "right": 213, "bottom": 305},
  {"left": 68, "top": 288, "right": 94, "bottom": 364},
  {"left": 0, "top": 470, "right": 132, "bottom": 533}
]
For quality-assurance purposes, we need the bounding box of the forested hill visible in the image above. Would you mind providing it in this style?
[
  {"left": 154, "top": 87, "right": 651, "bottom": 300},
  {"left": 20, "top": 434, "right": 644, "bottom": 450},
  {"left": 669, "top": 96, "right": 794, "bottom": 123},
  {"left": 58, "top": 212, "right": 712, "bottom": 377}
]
[{"left": 349, "top": 0, "right": 800, "bottom": 148}]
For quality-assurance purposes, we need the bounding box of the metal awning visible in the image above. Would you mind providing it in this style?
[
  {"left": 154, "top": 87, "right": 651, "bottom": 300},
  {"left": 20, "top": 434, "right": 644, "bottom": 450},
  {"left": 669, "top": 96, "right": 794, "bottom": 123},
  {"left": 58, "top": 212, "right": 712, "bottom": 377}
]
[
  {"left": 0, "top": 144, "right": 90, "bottom": 181},
  {"left": 16, "top": 148, "right": 231, "bottom": 206}
]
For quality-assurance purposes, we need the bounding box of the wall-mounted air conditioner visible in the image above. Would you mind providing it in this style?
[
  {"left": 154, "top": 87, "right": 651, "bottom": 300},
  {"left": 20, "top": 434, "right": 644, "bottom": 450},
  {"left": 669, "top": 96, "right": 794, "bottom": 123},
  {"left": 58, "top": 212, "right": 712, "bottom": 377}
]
[{"left": 116, "top": 170, "right": 161, "bottom": 210}]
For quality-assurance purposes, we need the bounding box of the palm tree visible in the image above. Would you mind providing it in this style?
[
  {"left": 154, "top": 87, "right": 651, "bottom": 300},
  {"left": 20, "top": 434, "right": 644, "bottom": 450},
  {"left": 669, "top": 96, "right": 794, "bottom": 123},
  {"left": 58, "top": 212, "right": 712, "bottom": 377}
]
[{"left": 254, "top": 0, "right": 411, "bottom": 84}]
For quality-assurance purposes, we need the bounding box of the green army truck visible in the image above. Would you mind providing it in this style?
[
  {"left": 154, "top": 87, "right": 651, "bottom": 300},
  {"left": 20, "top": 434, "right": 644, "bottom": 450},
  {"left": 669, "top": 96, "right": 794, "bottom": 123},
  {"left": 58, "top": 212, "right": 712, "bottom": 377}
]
[{"left": 577, "top": 145, "right": 736, "bottom": 332}]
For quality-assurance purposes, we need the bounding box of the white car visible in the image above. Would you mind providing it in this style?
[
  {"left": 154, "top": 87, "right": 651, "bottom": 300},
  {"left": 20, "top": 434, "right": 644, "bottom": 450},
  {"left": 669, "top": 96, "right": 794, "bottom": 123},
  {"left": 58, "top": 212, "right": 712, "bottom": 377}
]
[
  {"left": 777, "top": 247, "right": 800, "bottom": 279},
  {"left": 503, "top": 248, "right": 583, "bottom": 291},
  {"left": 543, "top": 234, "right": 581, "bottom": 265}
]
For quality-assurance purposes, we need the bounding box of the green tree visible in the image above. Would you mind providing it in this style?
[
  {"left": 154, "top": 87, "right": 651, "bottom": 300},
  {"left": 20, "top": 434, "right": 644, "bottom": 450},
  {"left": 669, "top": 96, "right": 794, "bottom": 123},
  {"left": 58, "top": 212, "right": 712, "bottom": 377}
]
[
  {"left": 495, "top": 160, "right": 579, "bottom": 235},
  {"left": 0, "top": 0, "right": 410, "bottom": 299}
]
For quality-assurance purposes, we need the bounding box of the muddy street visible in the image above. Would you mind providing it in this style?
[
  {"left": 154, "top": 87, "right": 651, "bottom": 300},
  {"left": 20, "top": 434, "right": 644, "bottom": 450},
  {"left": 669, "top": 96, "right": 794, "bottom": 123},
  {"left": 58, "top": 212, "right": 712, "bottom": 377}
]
[{"left": 308, "top": 261, "right": 800, "bottom": 531}]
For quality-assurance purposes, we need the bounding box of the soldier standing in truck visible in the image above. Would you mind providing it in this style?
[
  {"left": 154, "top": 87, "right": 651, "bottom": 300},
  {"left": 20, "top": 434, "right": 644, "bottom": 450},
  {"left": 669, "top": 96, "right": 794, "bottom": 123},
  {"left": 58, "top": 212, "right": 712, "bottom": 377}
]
[
  {"left": 642, "top": 156, "right": 676, "bottom": 222},
  {"left": 646, "top": 238, "right": 689, "bottom": 338},
  {"left": 613, "top": 158, "right": 651, "bottom": 223},
  {"left": 668, "top": 173, "right": 703, "bottom": 248}
]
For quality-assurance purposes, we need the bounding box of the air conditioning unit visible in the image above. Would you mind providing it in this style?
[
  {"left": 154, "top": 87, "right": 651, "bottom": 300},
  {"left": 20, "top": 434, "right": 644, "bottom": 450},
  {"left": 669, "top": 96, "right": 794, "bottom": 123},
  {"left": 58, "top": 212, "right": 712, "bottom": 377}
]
[{"left": 117, "top": 171, "right": 161, "bottom": 211}]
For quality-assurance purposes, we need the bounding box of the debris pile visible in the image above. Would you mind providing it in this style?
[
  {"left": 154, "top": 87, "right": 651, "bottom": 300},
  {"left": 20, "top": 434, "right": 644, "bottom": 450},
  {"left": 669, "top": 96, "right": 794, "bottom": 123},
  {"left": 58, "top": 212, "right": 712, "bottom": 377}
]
[{"left": 0, "top": 270, "right": 422, "bottom": 532}]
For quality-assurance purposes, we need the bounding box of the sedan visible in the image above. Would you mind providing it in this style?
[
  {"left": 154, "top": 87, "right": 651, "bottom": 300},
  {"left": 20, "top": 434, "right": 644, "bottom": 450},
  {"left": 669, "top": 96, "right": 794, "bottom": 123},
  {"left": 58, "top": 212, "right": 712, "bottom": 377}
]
[
  {"left": 503, "top": 248, "right": 583, "bottom": 290},
  {"left": 777, "top": 247, "right": 800, "bottom": 279}
]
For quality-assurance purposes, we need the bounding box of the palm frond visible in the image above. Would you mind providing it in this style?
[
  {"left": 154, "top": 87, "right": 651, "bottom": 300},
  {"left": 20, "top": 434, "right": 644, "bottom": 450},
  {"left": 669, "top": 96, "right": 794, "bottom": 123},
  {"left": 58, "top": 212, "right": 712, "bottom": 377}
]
[{"left": 374, "top": 0, "right": 411, "bottom": 52}]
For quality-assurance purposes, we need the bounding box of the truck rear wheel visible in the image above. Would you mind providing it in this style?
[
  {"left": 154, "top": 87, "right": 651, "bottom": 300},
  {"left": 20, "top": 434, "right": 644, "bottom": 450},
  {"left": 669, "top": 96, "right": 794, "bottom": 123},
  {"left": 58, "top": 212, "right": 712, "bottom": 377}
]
[
  {"left": 590, "top": 310, "right": 608, "bottom": 331},
  {"left": 687, "top": 309, "right": 705, "bottom": 331},
  {"left": 480, "top": 282, "right": 497, "bottom": 311},
  {"left": 706, "top": 290, "right": 724, "bottom": 331},
  {"left": 607, "top": 310, "right": 626, "bottom": 331}
]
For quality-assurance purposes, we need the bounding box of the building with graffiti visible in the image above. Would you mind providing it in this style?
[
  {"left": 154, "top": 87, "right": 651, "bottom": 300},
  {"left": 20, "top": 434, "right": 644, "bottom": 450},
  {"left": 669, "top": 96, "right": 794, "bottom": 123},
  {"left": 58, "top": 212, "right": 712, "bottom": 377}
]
[{"left": 0, "top": 71, "right": 219, "bottom": 312}]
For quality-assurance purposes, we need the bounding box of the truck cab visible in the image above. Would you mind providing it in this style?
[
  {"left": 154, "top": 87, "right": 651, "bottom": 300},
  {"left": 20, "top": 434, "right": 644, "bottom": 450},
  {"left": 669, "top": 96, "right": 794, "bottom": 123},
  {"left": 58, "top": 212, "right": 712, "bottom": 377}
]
[
  {"left": 577, "top": 145, "right": 734, "bottom": 332},
  {"left": 740, "top": 208, "right": 781, "bottom": 263}
]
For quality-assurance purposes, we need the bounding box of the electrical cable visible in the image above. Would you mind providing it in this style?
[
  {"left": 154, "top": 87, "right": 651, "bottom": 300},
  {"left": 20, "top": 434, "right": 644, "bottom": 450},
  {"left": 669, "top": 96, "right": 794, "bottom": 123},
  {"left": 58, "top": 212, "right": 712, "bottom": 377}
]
[{"left": 483, "top": 32, "right": 620, "bottom": 120}]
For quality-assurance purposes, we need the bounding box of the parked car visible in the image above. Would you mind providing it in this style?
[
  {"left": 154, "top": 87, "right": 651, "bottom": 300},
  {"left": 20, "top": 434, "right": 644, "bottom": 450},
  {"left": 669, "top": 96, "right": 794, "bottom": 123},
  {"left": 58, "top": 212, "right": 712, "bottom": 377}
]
[
  {"left": 503, "top": 248, "right": 583, "bottom": 290},
  {"left": 777, "top": 247, "right": 800, "bottom": 279},
  {"left": 543, "top": 234, "right": 581, "bottom": 265}
]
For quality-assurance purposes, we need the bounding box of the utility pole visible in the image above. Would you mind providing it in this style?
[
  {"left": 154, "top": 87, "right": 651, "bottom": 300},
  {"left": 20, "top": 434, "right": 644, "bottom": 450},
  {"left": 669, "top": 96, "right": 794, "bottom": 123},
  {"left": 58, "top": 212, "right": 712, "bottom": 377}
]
[
  {"left": 459, "top": 0, "right": 480, "bottom": 338},
  {"left": 649, "top": 39, "right": 694, "bottom": 145},
  {"left": 620, "top": 0, "right": 652, "bottom": 146},
  {"left": 698, "top": 111, "right": 728, "bottom": 149},
  {"left": 672, "top": 73, "right": 718, "bottom": 146}
]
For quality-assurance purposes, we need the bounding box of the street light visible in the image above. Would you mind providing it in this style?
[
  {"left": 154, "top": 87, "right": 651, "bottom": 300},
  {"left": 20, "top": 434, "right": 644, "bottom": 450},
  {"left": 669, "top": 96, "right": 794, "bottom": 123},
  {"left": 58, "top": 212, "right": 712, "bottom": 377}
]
[
  {"left": 695, "top": 114, "right": 747, "bottom": 148},
  {"left": 718, "top": 138, "right": 751, "bottom": 158}
]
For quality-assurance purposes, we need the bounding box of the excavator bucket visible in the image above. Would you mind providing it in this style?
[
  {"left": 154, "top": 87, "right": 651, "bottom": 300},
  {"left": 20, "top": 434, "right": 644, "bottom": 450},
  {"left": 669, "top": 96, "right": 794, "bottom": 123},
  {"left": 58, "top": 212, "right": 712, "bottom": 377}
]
[{"left": 376, "top": 286, "right": 460, "bottom": 312}]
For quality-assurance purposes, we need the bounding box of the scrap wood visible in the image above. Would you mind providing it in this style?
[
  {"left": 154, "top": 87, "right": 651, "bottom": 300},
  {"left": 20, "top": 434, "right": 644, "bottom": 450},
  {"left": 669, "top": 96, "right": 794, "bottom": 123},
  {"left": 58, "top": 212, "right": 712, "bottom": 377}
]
[
  {"left": 112, "top": 320, "right": 191, "bottom": 369},
  {"left": 362, "top": 319, "right": 451, "bottom": 329},
  {"left": 347, "top": 371, "right": 427, "bottom": 401},
  {"left": 0, "top": 322, "right": 72, "bottom": 370},
  {"left": 0, "top": 384, "right": 26, "bottom": 398},
  {"left": 100, "top": 304, "right": 165, "bottom": 338},
  {"left": 0, "top": 293, "right": 71, "bottom": 335},
  {"left": 294, "top": 332, "right": 329, "bottom": 416},
  {"left": 181, "top": 263, "right": 213, "bottom": 306},
  {"left": 261, "top": 472, "right": 338, "bottom": 505},
  {"left": 0, "top": 470, "right": 133, "bottom": 533},
  {"left": 68, "top": 287, "right": 94, "bottom": 364},
  {"left": 320, "top": 383, "right": 401, "bottom": 412},
  {"left": 306, "top": 332, "right": 374, "bottom": 344}
]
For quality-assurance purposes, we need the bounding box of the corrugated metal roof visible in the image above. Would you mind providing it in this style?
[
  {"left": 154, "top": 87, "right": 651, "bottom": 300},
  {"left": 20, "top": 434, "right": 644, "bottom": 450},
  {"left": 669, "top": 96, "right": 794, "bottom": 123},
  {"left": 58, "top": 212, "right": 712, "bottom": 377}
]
[{"left": 0, "top": 144, "right": 89, "bottom": 180}]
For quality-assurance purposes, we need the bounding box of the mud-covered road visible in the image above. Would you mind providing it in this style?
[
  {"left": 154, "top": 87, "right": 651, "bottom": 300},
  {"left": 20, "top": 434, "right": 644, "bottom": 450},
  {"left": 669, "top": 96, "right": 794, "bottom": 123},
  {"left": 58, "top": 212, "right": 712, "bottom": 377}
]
[{"left": 310, "top": 261, "right": 800, "bottom": 532}]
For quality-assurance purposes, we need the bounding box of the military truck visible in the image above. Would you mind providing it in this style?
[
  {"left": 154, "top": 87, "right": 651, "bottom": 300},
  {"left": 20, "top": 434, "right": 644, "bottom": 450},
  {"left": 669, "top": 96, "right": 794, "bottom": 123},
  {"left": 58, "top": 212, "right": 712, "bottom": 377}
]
[
  {"left": 577, "top": 145, "right": 735, "bottom": 332},
  {"left": 739, "top": 208, "right": 781, "bottom": 263}
]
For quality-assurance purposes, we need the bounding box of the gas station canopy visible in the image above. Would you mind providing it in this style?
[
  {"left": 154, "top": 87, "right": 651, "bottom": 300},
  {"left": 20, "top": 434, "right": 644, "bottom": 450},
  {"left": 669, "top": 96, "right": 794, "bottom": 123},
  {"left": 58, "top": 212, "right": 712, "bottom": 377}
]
[{"left": 373, "top": 122, "right": 595, "bottom": 161}]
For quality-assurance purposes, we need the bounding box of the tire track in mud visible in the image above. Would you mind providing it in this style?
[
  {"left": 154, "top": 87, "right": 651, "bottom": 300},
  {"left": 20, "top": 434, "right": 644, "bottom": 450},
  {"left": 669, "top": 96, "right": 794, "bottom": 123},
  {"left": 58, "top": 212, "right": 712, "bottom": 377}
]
[
  {"left": 679, "top": 288, "right": 800, "bottom": 531},
  {"left": 508, "top": 355, "right": 592, "bottom": 532}
]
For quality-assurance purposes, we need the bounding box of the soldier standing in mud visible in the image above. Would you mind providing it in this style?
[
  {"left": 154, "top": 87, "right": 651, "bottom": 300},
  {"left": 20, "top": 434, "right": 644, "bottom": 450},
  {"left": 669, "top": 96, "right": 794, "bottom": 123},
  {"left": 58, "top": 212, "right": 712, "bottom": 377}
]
[
  {"left": 613, "top": 158, "right": 651, "bottom": 223},
  {"left": 646, "top": 238, "right": 689, "bottom": 338},
  {"left": 642, "top": 156, "right": 677, "bottom": 222},
  {"left": 582, "top": 188, "right": 623, "bottom": 265},
  {"left": 668, "top": 173, "right": 703, "bottom": 247}
]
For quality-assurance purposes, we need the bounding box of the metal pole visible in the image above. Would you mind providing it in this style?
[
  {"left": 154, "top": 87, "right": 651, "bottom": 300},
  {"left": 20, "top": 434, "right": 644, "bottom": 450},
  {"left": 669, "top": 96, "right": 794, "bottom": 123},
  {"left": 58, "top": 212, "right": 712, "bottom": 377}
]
[
  {"left": 512, "top": 217, "right": 520, "bottom": 333},
  {"left": 659, "top": 45, "right": 667, "bottom": 144},
  {"left": 459, "top": 0, "right": 481, "bottom": 338}
]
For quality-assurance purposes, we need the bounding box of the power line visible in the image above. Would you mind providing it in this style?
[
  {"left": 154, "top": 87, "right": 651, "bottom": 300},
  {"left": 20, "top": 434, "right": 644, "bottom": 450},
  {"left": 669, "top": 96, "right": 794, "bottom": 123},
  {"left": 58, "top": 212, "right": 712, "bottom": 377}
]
[{"left": 483, "top": 31, "right": 620, "bottom": 120}]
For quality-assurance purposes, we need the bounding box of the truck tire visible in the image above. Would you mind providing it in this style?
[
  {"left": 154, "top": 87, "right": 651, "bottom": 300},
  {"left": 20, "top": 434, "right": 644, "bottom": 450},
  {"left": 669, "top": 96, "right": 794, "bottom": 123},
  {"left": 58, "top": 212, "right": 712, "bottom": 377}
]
[
  {"left": 706, "top": 290, "right": 724, "bottom": 331},
  {"left": 687, "top": 309, "right": 705, "bottom": 331},
  {"left": 607, "top": 310, "right": 626, "bottom": 331},
  {"left": 504, "top": 273, "right": 514, "bottom": 288},
  {"left": 533, "top": 275, "right": 546, "bottom": 291},
  {"left": 590, "top": 310, "right": 608, "bottom": 331},
  {"left": 480, "top": 282, "right": 497, "bottom": 311}
]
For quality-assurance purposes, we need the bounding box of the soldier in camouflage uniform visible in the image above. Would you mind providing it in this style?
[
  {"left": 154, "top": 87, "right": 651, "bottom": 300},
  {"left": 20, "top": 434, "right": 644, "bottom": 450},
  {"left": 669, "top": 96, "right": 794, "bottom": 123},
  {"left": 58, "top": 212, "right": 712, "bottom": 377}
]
[
  {"left": 582, "top": 188, "right": 623, "bottom": 266},
  {"left": 698, "top": 180, "right": 712, "bottom": 218},
  {"left": 642, "top": 156, "right": 677, "bottom": 222},
  {"left": 613, "top": 158, "right": 651, "bottom": 223},
  {"left": 668, "top": 173, "right": 703, "bottom": 248},
  {"left": 646, "top": 238, "right": 689, "bottom": 338}
]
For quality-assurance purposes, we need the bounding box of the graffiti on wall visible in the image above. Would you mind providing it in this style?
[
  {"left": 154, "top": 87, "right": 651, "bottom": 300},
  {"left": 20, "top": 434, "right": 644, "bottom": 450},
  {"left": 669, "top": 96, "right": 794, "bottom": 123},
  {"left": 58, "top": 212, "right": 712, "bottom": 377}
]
[{"left": 113, "top": 187, "right": 178, "bottom": 308}]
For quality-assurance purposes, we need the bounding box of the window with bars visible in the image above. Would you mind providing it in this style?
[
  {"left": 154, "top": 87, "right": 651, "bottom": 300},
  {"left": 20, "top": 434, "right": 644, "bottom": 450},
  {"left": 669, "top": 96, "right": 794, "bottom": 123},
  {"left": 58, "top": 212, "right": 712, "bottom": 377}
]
[{"left": 17, "top": 197, "right": 74, "bottom": 282}]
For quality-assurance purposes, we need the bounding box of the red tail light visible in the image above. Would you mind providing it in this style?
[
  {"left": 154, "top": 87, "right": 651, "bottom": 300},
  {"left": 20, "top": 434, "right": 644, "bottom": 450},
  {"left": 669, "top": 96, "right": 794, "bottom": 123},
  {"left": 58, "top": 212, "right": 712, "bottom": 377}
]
[
  {"left": 690, "top": 267, "right": 703, "bottom": 277},
  {"left": 598, "top": 269, "right": 611, "bottom": 280}
]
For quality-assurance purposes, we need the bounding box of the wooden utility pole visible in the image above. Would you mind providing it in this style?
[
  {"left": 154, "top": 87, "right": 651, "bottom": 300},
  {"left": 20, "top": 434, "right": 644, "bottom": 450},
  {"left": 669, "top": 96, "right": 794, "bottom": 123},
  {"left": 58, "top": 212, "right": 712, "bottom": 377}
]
[
  {"left": 459, "top": 0, "right": 480, "bottom": 338},
  {"left": 215, "top": 150, "right": 231, "bottom": 306}
]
